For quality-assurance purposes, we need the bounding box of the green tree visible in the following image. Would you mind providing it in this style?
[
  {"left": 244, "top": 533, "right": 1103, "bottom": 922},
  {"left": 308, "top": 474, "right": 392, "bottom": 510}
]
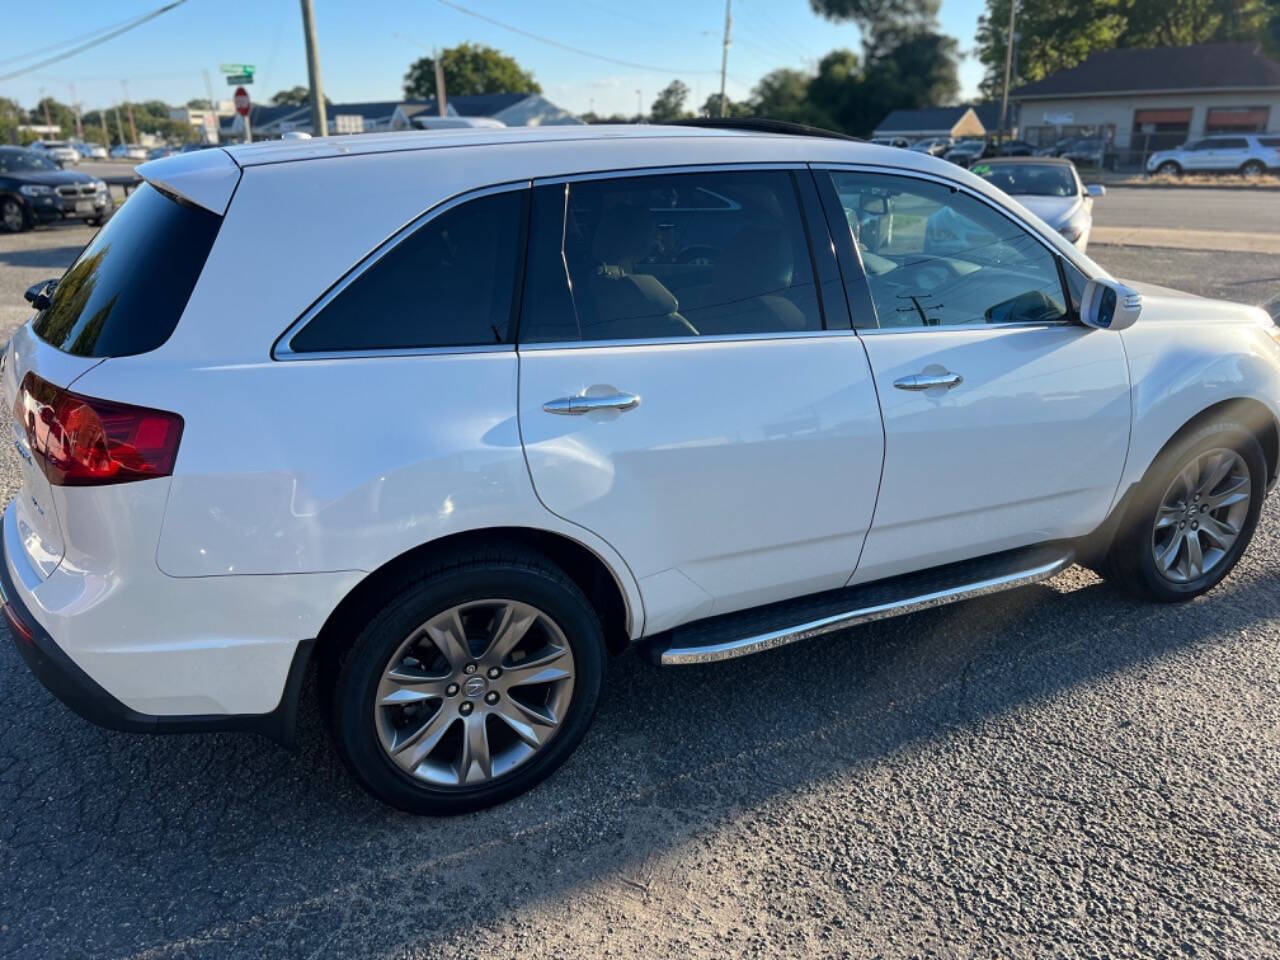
[
  {"left": 269, "top": 86, "right": 311, "bottom": 106},
  {"left": 0, "top": 97, "right": 22, "bottom": 145},
  {"left": 403, "top": 43, "right": 541, "bottom": 99},
  {"left": 700, "top": 92, "right": 753, "bottom": 117},
  {"left": 976, "top": 0, "right": 1274, "bottom": 96},
  {"left": 752, "top": 68, "right": 836, "bottom": 127},
  {"left": 650, "top": 80, "right": 692, "bottom": 122},
  {"left": 185, "top": 98, "right": 213, "bottom": 109},
  {"left": 809, "top": 0, "right": 942, "bottom": 56}
]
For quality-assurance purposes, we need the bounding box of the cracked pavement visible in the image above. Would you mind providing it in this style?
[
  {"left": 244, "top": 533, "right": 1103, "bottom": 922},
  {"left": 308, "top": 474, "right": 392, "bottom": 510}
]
[{"left": 1, "top": 214, "right": 1278, "bottom": 959}]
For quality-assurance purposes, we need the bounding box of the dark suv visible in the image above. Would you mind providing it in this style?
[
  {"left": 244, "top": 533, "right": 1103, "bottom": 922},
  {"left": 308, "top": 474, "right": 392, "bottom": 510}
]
[{"left": 0, "top": 146, "right": 114, "bottom": 233}]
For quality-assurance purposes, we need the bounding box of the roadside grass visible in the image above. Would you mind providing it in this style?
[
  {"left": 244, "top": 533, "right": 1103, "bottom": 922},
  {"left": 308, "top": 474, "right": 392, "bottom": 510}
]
[{"left": 1121, "top": 172, "right": 1280, "bottom": 188}]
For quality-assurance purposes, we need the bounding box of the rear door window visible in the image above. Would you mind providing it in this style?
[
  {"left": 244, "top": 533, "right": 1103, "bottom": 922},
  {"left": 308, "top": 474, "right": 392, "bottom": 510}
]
[
  {"left": 519, "top": 169, "right": 824, "bottom": 343},
  {"left": 287, "top": 189, "right": 527, "bottom": 353},
  {"left": 33, "top": 184, "right": 221, "bottom": 357}
]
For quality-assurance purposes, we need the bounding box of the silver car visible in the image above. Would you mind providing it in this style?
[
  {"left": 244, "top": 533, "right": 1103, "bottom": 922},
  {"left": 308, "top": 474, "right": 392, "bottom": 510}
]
[
  {"left": 28, "top": 140, "right": 80, "bottom": 165},
  {"left": 929, "top": 157, "right": 1104, "bottom": 252},
  {"left": 1147, "top": 134, "right": 1280, "bottom": 177}
]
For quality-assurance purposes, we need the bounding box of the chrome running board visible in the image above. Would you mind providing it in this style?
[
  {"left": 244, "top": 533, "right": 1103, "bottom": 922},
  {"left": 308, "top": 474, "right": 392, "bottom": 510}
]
[{"left": 652, "top": 545, "right": 1075, "bottom": 666}]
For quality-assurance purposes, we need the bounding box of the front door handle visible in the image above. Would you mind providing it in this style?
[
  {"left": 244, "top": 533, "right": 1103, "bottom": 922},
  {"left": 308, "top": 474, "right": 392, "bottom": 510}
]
[
  {"left": 893, "top": 372, "right": 963, "bottom": 391},
  {"left": 542, "top": 392, "right": 641, "bottom": 415}
]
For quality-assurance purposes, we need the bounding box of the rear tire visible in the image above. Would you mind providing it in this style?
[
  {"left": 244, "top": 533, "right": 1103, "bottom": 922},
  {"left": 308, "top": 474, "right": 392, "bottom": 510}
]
[
  {"left": 329, "top": 550, "right": 605, "bottom": 815},
  {"left": 1104, "top": 418, "right": 1265, "bottom": 602},
  {"left": 1240, "top": 160, "right": 1266, "bottom": 179}
]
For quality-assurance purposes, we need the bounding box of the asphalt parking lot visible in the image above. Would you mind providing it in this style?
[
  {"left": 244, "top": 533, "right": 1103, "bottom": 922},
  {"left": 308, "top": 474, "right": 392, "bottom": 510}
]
[{"left": 1, "top": 192, "right": 1279, "bottom": 959}]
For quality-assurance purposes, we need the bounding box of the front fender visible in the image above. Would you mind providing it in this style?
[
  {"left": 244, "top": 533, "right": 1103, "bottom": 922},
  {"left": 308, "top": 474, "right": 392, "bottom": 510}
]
[{"left": 1116, "top": 311, "right": 1280, "bottom": 506}]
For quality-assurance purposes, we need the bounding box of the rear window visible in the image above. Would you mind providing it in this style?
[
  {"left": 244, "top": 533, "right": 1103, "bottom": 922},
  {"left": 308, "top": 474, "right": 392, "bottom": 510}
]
[{"left": 33, "top": 184, "right": 221, "bottom": 357}]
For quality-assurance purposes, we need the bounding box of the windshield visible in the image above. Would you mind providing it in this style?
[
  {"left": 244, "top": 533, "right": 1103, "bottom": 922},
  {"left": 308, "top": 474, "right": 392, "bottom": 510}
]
[
  {"left": 0, "top": 149, "right": 58, "bottom": 173},
  {"left": 972, "top": 163, "right": 1077, "bottom": 197}
]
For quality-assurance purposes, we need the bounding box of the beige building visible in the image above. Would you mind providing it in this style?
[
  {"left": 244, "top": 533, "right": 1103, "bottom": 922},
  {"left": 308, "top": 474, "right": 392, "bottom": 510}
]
[{"left": 1014, "top": 42, "right": 1280, "bottom": 164}]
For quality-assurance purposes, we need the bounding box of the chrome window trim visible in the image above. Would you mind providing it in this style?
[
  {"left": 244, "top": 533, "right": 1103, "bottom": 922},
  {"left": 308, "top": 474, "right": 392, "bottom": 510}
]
[
  {"left": 812, "top": 162, "right": 1084, "bottom": 335},
  {"left": 532, "top": 161, "right": 809, "bottom": 187},
  {"left": 519, "top": 328, "right": 859, "bottom": 352},
  {"left": 273, "top": 180, "right": 530, "bottom": 361}
]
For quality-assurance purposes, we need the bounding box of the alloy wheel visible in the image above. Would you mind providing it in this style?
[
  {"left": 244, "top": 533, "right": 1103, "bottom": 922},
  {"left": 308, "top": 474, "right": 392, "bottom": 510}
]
[
  {"left": 374, "top": 599, "right": 576, "bottom": 787},
  {"left": 1, "top": 200, "right": 23, "bottom": 232},
  {"left": 1151, "top": 448, "right": 1251, "bottom": 583}
]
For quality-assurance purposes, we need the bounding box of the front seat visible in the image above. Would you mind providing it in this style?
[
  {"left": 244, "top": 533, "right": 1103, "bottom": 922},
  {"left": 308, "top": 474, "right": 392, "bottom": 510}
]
[{"left": 579, "top": 202, "right": 696, "bottom": 340}]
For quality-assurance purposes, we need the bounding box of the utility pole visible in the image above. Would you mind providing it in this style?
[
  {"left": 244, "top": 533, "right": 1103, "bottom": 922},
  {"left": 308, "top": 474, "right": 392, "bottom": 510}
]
[
  {"left": 113, "top": 106, "right": 126, "bottom": 147},
  {"left": 636, "top": 89, "right": 642, "bottom": 121},
  {"left": 997, "top": 0, "right": 1017, "bottom": 147},
  {"left": 300, "top": 0, "right": 328, "bottom": 136},
  {"left": 203, "top": 68, "right": 219, "bottom": 143},
  {"left": 69, "top": 84, "right": 83, "bottom": 140},
  {"left": 434, "top": 48, "right": 447, "bottom": 117},
  {"left": 718, "top": 0, "right": 732, "bottom": 117},
  {"left": 39, "top": 87, "right": 52, "bottom": 131},
  {"left": 122, "top": 80, "right": 138, "bottom": 144}
]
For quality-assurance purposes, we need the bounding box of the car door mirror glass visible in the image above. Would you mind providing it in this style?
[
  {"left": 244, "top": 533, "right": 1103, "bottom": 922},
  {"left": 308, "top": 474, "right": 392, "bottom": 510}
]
[
  {"left": 1086, "top": 184, "right": 1106, "bottom": 197},
  {"left": 1080, "top": 278, "right": 1141, "bottom": 331}
]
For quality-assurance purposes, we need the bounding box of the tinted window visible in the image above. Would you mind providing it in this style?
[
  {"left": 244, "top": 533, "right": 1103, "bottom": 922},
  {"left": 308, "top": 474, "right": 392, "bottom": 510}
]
[
  {"left": 520, "top": 170, "right": 823, "bottom": 343},
  {"left": 1213, "top": 138, "right": 1249, "bottom": 150},
  {"left": 828, "top": 171, "right": 1068, "bottom": 329},
  {"left": 33, "top": 184, "right": 221, "bottom": 357},
  {"left": 1259, "top": 137, "right": 1280, "bottom": 148},
  {"left": 0, "top": 148, "right": 58, "bottom": 173},
  {"left": 289, "top": 190, "right": 525, "bottom": 353}
]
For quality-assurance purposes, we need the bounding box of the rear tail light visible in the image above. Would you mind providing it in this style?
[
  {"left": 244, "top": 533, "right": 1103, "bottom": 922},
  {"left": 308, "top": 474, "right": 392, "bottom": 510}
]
[{"left": 13, "top": 372, "right": 183, "bottom": 486}]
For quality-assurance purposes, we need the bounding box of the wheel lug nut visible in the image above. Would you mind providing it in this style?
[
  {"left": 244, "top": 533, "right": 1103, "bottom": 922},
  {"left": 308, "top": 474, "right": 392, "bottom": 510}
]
[
  {"left": 1191, "top": 522, "right": 1198, "bottom": 530},
  {"left": 464, "top": 663, "right": 478, "bottom": 675},
  {"left": 1200, "top": 505, "right": 1207, "bottom": 513},
  {"left": 484, "top": 691, "right": 500, "bottom": 705},
  {"left": 445, "top": 683, "right": 460, "bottom": 697},
  {"left": 487, "top": 666, "right": 501, "bottom": 679},
  {"left": 459, "top": 701, "right": 473, "bottom": 716}
]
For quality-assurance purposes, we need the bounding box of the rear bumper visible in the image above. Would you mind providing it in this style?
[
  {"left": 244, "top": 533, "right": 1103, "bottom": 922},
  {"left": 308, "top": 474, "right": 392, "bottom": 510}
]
[{"left": 1, "top": 507, "right": 313, "bottom": 747}]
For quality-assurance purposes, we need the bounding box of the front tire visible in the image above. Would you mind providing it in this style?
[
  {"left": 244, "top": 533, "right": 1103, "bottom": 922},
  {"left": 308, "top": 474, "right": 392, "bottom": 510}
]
[
  {"left": 1156, "top": 160, "right": 1181, "bottom": 177},
  {"left": 329, "top": 551, "right": 605, "bottom": 815},
  {"left": 1105, "top": 418, "right": 1266, "bottom": 602},
  {"left": 1, "top": 197, "right": 29, "bottom": 233}
]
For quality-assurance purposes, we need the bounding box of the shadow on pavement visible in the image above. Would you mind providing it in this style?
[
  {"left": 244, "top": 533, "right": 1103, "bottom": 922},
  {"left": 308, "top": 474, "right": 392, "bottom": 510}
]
[
  {"left": 0, "top": 244, "right": 86, "bottom": 271},
  {"left": 2, "top": 537, "right": 1276, "bottom": 958}
]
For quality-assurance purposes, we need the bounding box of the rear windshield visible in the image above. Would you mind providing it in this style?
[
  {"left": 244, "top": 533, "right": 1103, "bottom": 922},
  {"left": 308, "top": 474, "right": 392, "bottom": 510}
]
[{"left": 33, "top": 184, "right": 221, "bottom": 357}]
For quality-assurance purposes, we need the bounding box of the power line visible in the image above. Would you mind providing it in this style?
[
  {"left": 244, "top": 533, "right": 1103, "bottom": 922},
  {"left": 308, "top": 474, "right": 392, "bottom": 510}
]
[
  {"left": 0, "top": 9, "right": 163, "bottom": 69},
  {"left": 436, "top": 0, "right": 723, "bottom": 75},
  {"left": 0, "top": 1, "right": 188, "bottom": 84}
]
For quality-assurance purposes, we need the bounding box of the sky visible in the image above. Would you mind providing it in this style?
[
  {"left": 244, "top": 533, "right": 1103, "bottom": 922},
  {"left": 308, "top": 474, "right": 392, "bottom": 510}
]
[{"left": 0, "top": 0, "right": 988, "bottom": 119}]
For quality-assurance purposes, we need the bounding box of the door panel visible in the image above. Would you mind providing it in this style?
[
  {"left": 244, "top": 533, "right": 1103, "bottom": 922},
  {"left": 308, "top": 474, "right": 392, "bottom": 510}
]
[
  {"left": 853, "top": 325, "right": 1131, "bottom": 584},
  {"left": 519, "top": 336, "right": 885, "bottom": 629}
]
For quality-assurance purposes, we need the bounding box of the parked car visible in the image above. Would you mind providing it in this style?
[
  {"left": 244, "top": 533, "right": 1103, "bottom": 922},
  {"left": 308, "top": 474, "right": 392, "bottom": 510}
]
[
  {"left": 1061, "top": 138, "right": 1116, "bottom": 170},
  {"left": 993, "top": 139, "right": 1036, "bottom": 157},
  {"left": 6, "top": 125, "right": 1280, "bottom": 816},
  {"left": 910, "top": 136, "right": 953, "bottom": 156},
  {"left": 1034, "top": 137, "right": 1081, "bottom": 158},
  {"left": 178, "top": 142, "right": 218, "bottom": 152},
  {"left": 0, "top": 146, "right": 114, "bottom": 232},
  {"left": 145, "top": 146, "right": 177, "bottom": 161},
  {"left": 943, "top": 139, "right": 988, "bottom": 167},
  {"left": 28, "top": 140, "right": 80, "bottom": 165},
  {"left": 109, "top": 144, "right": 148, "bottom": 160},
  {"left": 73, "top": 141, "right": 109, "bottom": 161},
  {"left": 960, "top": 157, "right": 1104, "bottom": 251},
  {"left": 1147, "top": 134, "right": 1280, "bottom": 177},
  {"left": 869, "top": 136, "right": 912, "bottom": 149}
]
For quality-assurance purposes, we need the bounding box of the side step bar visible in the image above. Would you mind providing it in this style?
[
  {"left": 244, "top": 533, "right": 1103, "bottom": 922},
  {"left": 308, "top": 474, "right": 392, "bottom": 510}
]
[{"left": 650, "top": 544, "right": 1075, "bottom": 666}]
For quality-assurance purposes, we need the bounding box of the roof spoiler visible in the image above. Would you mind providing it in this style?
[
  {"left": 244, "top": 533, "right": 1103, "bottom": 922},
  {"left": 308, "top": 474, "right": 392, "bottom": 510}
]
[
  {"left": 135, "top": 148, "right": 242, "bottom": 216},
  {"left": 667, "top": 117, "right": 862, "bottom": 142}
]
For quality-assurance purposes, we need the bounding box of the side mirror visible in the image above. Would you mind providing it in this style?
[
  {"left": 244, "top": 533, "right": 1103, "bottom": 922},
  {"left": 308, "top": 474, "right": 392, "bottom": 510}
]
[
  {"left": 1080, "top": 278, "right": 1141, "bottom": 331},
  {"left": 24, "top": 279, "right": 57, "bottom": 311},
  {"left": 1086, "top": 184, "right": 1106, "bottom": 197}
]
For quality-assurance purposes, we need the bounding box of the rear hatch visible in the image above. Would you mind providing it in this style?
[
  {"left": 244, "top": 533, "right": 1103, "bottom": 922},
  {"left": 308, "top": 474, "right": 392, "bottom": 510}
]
[{"left": 3, "top": 179, "right": 225, "bottom": 579}]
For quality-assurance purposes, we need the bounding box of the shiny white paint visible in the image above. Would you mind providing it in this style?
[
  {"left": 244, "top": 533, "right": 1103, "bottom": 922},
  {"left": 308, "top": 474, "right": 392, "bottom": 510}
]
[
  {"left": 518, "top": 334, "right": 885, "bottom": 630},
  {"left": 3, "top": 126, "right": 1278, "bottom": 722},
  {"left": 852, "top": 325, "right": 1131, "bottom": 584},
  {"left": 135, "top": 148, "right": 241, "bottom": 215}
]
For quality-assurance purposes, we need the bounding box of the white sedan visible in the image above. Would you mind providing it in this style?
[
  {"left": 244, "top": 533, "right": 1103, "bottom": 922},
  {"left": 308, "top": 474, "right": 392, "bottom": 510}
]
[
  {"left": 956, "top": 156, "right": 1103, "bottom": 251},
  {"left": 4, "top": 125, "right": 1279, "bottom": 815}
]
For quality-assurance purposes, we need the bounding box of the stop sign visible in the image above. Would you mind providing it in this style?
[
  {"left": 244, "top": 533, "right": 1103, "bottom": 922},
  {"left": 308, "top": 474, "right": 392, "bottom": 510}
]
[{"left": 234, "top": 86, "right": 251, "bottom": 116}]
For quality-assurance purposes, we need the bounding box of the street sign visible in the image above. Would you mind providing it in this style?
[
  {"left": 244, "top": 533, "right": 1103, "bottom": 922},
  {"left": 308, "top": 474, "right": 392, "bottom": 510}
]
[
  {"left": 225, "top": 73, "right": 254, "bottom": 85},
  {"left": 219, "top": 63, "right": 255, "bottom": 75},
  {"left": 234, "top": 87, "right": 251, "bottom": 117}
]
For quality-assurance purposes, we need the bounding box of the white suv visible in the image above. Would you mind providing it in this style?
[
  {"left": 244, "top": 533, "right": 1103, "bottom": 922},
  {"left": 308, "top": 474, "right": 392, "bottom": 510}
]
[
  {"left": 1147, "top": 133, "right": 1280, "bottom": 177},
  {"left": 5, "top": 125, "right": 1280, "bottom": 814}
]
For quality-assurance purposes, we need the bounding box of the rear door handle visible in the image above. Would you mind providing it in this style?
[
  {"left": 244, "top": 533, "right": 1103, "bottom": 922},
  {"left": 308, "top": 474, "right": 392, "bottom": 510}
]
[
  {"left": 893, "top": 372, "right": 963, "bottom": 391},
  {"left": 542, "top": 392, "right": 641, "bottom": 415}
]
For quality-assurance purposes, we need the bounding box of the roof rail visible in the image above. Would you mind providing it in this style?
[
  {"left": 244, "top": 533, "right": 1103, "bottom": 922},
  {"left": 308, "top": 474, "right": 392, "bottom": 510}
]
[{"left": 667, "top": 117, "right": 861, "bottom": 142}]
